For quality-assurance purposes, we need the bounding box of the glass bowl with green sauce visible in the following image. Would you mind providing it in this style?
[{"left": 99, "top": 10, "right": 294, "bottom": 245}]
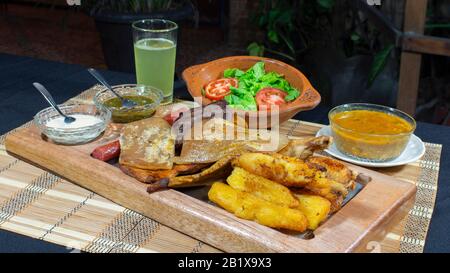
[{"left": 94, "top": 84, "right": 163, "bottom": 123}]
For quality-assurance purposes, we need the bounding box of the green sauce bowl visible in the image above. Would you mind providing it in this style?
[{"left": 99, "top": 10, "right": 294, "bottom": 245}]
[{"left": 94, "top": 84, "right": 163, "bottom": 123}]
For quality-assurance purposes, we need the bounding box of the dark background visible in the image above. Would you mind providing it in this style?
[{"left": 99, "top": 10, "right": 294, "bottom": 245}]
[
  {"left": 0, "top": 0, "right": 449, "bottom": 125},
  {"left": 0, "top": 0, "right": 449, "bottom": 253}
]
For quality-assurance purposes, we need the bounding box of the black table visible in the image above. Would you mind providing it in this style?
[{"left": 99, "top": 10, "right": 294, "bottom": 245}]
[{"left": 0, "top": 53, "right": 449, "bottom": 253}]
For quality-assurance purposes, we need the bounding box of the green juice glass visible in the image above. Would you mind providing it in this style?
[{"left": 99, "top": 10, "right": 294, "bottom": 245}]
[{"left": 132, "top": 19, "right": 178, "bottom": 105}]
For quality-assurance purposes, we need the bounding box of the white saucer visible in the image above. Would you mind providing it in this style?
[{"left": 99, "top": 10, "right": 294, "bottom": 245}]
[{"left": 316, "top": 126, "right": 426, "bottom": 168}]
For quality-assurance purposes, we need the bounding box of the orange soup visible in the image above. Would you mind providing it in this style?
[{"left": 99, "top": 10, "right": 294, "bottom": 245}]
[
  {"left": 331, "top": 110, "right": 413, "bottom": 135},
  {"left": 330, "top": 110, "right": 414, "bottom": 161}
]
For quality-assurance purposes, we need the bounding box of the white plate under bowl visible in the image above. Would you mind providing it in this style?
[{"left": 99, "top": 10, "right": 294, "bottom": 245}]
[{"left": 316, "top": 126, "right": 426, "bottom": 168}]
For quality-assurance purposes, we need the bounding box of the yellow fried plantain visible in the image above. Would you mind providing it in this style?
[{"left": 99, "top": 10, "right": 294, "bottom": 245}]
[
  {"left": 293, "top": 188, "right": 344, "bottom": 213},
  {"left": 294, "top": 194, "right": 331, "bottom": 230},
  {"left": 227, "top": 167, "right": 299, "bottom": 208},
  {"left": 208, "top": 182, "right": 308, "bottom": 232}
]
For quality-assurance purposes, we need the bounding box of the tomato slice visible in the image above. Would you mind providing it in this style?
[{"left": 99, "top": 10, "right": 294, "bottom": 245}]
[
  {"left": 204, "top": 78, "right": 238, "bottom": 101},
  {"left": 163, "top": 107, "right": 189, "bottom": 125},
  {"left": 256, "top": 88, "right": 287, "bottom": 110}
]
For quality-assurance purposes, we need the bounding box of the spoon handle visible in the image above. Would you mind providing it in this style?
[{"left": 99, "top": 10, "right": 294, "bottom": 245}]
[
  {"left": 87, "top": 68, "right": 124, "bottom": 100},
  {"left": 33, "top": 82, "right": 67, "bottom": 118}
]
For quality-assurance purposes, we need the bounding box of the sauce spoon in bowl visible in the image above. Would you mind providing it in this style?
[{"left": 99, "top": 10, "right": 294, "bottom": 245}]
[
  {"left": 33, "top": 82, "right": 76, "bottom": 124},
  {"left": 87, "top": 68, "right": 137, "bottom": 108}
]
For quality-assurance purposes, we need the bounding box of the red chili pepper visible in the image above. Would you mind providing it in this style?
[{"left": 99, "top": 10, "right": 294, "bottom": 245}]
[{"left": 91, "top": 140, "right": 120, "bottom": 161}]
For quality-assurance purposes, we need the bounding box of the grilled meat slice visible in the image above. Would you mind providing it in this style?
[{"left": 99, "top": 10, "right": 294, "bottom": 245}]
[
  {"left": 147, "top": 154, "right": 237, "bottom": 192},
  {"left": 169, "top": 155, "right": 235, "bottom": 188},
  {"left": 174, "top": 140, "right": 249, "bottom": 164},
  {"left": 279, "top": 136, "right": 332, "bottom": 159},
  {"left": 120, "top": 117, "right": 174, "bottom": 170},
  {"left": 120, "top": 163, "right": 210, "bottom": 184},
  {"left": 120, "top": 165, "right": 178, "bottom": 184},
  {"left": 174, "top": 134, "right": 289, "bottom": 165}
]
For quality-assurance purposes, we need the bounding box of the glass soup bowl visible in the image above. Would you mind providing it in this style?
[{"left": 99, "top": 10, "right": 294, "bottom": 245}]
[{"left": 329, "top": 103, "right": 416, "bottom": 162}]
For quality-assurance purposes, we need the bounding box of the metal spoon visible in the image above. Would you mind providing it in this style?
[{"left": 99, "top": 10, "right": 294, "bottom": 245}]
[
  {"left": 87, "top": 68, "right": 137, "bottom": 108},
  {"left": 33, "top": 82, "right": 76, "bottom": 124}
]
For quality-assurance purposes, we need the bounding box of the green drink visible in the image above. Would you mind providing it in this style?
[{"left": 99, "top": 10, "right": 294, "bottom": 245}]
[
  {"left": 132, "top": 19, "right": 178, "bottom": 104},
  {"left": 134, "top": 38, "right": 176, "bottom": 103}
]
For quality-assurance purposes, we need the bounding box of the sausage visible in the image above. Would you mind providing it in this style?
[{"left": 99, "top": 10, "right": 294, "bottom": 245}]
[{"left": 91, "top": 140, "right": 120, "bottom": 161}]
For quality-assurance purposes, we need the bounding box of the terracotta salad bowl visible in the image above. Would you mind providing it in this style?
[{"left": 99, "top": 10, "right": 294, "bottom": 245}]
[{"left": 182, "top": 56, "right": 321, "bottom": 128}]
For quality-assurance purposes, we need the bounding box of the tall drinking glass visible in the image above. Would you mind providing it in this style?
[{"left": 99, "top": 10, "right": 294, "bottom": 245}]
[{"left": 132, "top": 19, "right": 178, "bottom": 105}]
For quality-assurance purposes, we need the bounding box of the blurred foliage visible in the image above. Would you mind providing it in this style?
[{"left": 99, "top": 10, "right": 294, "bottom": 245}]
[
  {"left": 248, "top": 0, "right": 335, "bottom": 61},
  {"left": 85, "top": 0, "right": 190, "bottom": 14},
  {"left": 248, "top": 0, "right": 395, "bottom": 88},
  {"left": 426, "top": 0, "right": 450, "bottom": 32}
]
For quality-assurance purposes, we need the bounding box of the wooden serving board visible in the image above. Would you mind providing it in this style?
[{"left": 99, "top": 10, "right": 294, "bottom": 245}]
[{"left": 4, "top": 122, "right": 416, "bottom": 253}]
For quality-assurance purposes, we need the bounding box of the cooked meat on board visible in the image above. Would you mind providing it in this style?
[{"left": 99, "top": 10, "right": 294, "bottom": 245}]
[{"left": 90, "top": 112, "right": 367, "bottom": 232}]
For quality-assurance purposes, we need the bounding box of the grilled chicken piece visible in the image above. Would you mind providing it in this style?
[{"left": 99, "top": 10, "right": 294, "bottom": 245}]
[
  {"left": 169, "top": 154, "right": 235, "bottom": 188},
  {"left": 147, "top": 153, "right": 237, "bottom": 192},
  {"left": 306, "top": 156, "right": 357, "bottom": 191},
  {"left": 174, "top": 140, "right": 250, "bottom": 164},
  {"left": 292, "top": 178, "right": 346, "bottom": 213},
  {"left": 120, "top": 165, "right": 178, "bottom": 184},
  {"left": 280, "top": 136, "right": 332, "bottom": 159},
  {"left": 175, "top": 134, "right": 289, "bottom": 165},
  {"left": 120, "top": 163, "right": 210, "bottom": 184},
  {"left": 232, "top": 153, "right": 348, "bottom": 203},
  {"left": 232, "top": 153, "right": 317, "bottom": 187}
]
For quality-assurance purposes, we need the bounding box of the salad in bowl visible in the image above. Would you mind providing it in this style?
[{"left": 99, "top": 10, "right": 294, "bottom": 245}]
[
  {"left": 182, "top": 56, "right": 321, "bottom": 127},
  {"left": 203, "top": 61, "right": 300, "bottom": 111}
]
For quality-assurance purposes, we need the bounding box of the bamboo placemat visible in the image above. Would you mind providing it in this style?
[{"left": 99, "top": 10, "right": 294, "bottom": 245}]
[{"left": 0, "top": 85, "right": 442, "bottom": 253}]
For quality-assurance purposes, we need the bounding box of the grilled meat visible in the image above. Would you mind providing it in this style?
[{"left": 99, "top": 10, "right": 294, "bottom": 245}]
[
  {"left": 120, "top": 163, "right": 210, "bottom": 184},
  {"left": 147, "top": 153, "right": 237, "bottom": 192},
  {"left": 232, "top": 153, "right": 348, "bottom": 204},
  {"left": 279, "top": 136, "right": 331, "bottom": 159},
  {"left": 306, "top": 156, "right": 357, "bottom": 191}
]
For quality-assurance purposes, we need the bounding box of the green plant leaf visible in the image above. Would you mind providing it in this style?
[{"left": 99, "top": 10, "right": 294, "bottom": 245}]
[
  {"left": 351, "top": 33, "right": 361, "bottom": 42},
  {"left": 316, "top": 0, "right": 335, "bottom": 10},
  {"left": 247, "top": 42, "right": 265, "bottom": 57},
  {"left": 268, "top": 30, "right": 279, "bottom": 43},
  {"left": 367, "top": 44, "right": 395, "bottom": 88},
  {"left": 285, "top": 89, "right": 300, "bottom": 102}
]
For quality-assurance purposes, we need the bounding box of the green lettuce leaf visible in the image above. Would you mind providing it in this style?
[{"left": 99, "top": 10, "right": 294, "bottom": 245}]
[{"left": 223, "top": 62, "right": 300, "bottom": 110}]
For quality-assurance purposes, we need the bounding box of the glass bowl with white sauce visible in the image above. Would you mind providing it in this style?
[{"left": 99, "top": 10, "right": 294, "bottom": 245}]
[{"left": 34, "top": 104, "right": 111, "bottom": 145}]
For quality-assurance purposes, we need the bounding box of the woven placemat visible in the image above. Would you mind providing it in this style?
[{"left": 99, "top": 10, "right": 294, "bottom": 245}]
[{"left": 0, "top": 85, "right": 442, "bottom": 253}]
